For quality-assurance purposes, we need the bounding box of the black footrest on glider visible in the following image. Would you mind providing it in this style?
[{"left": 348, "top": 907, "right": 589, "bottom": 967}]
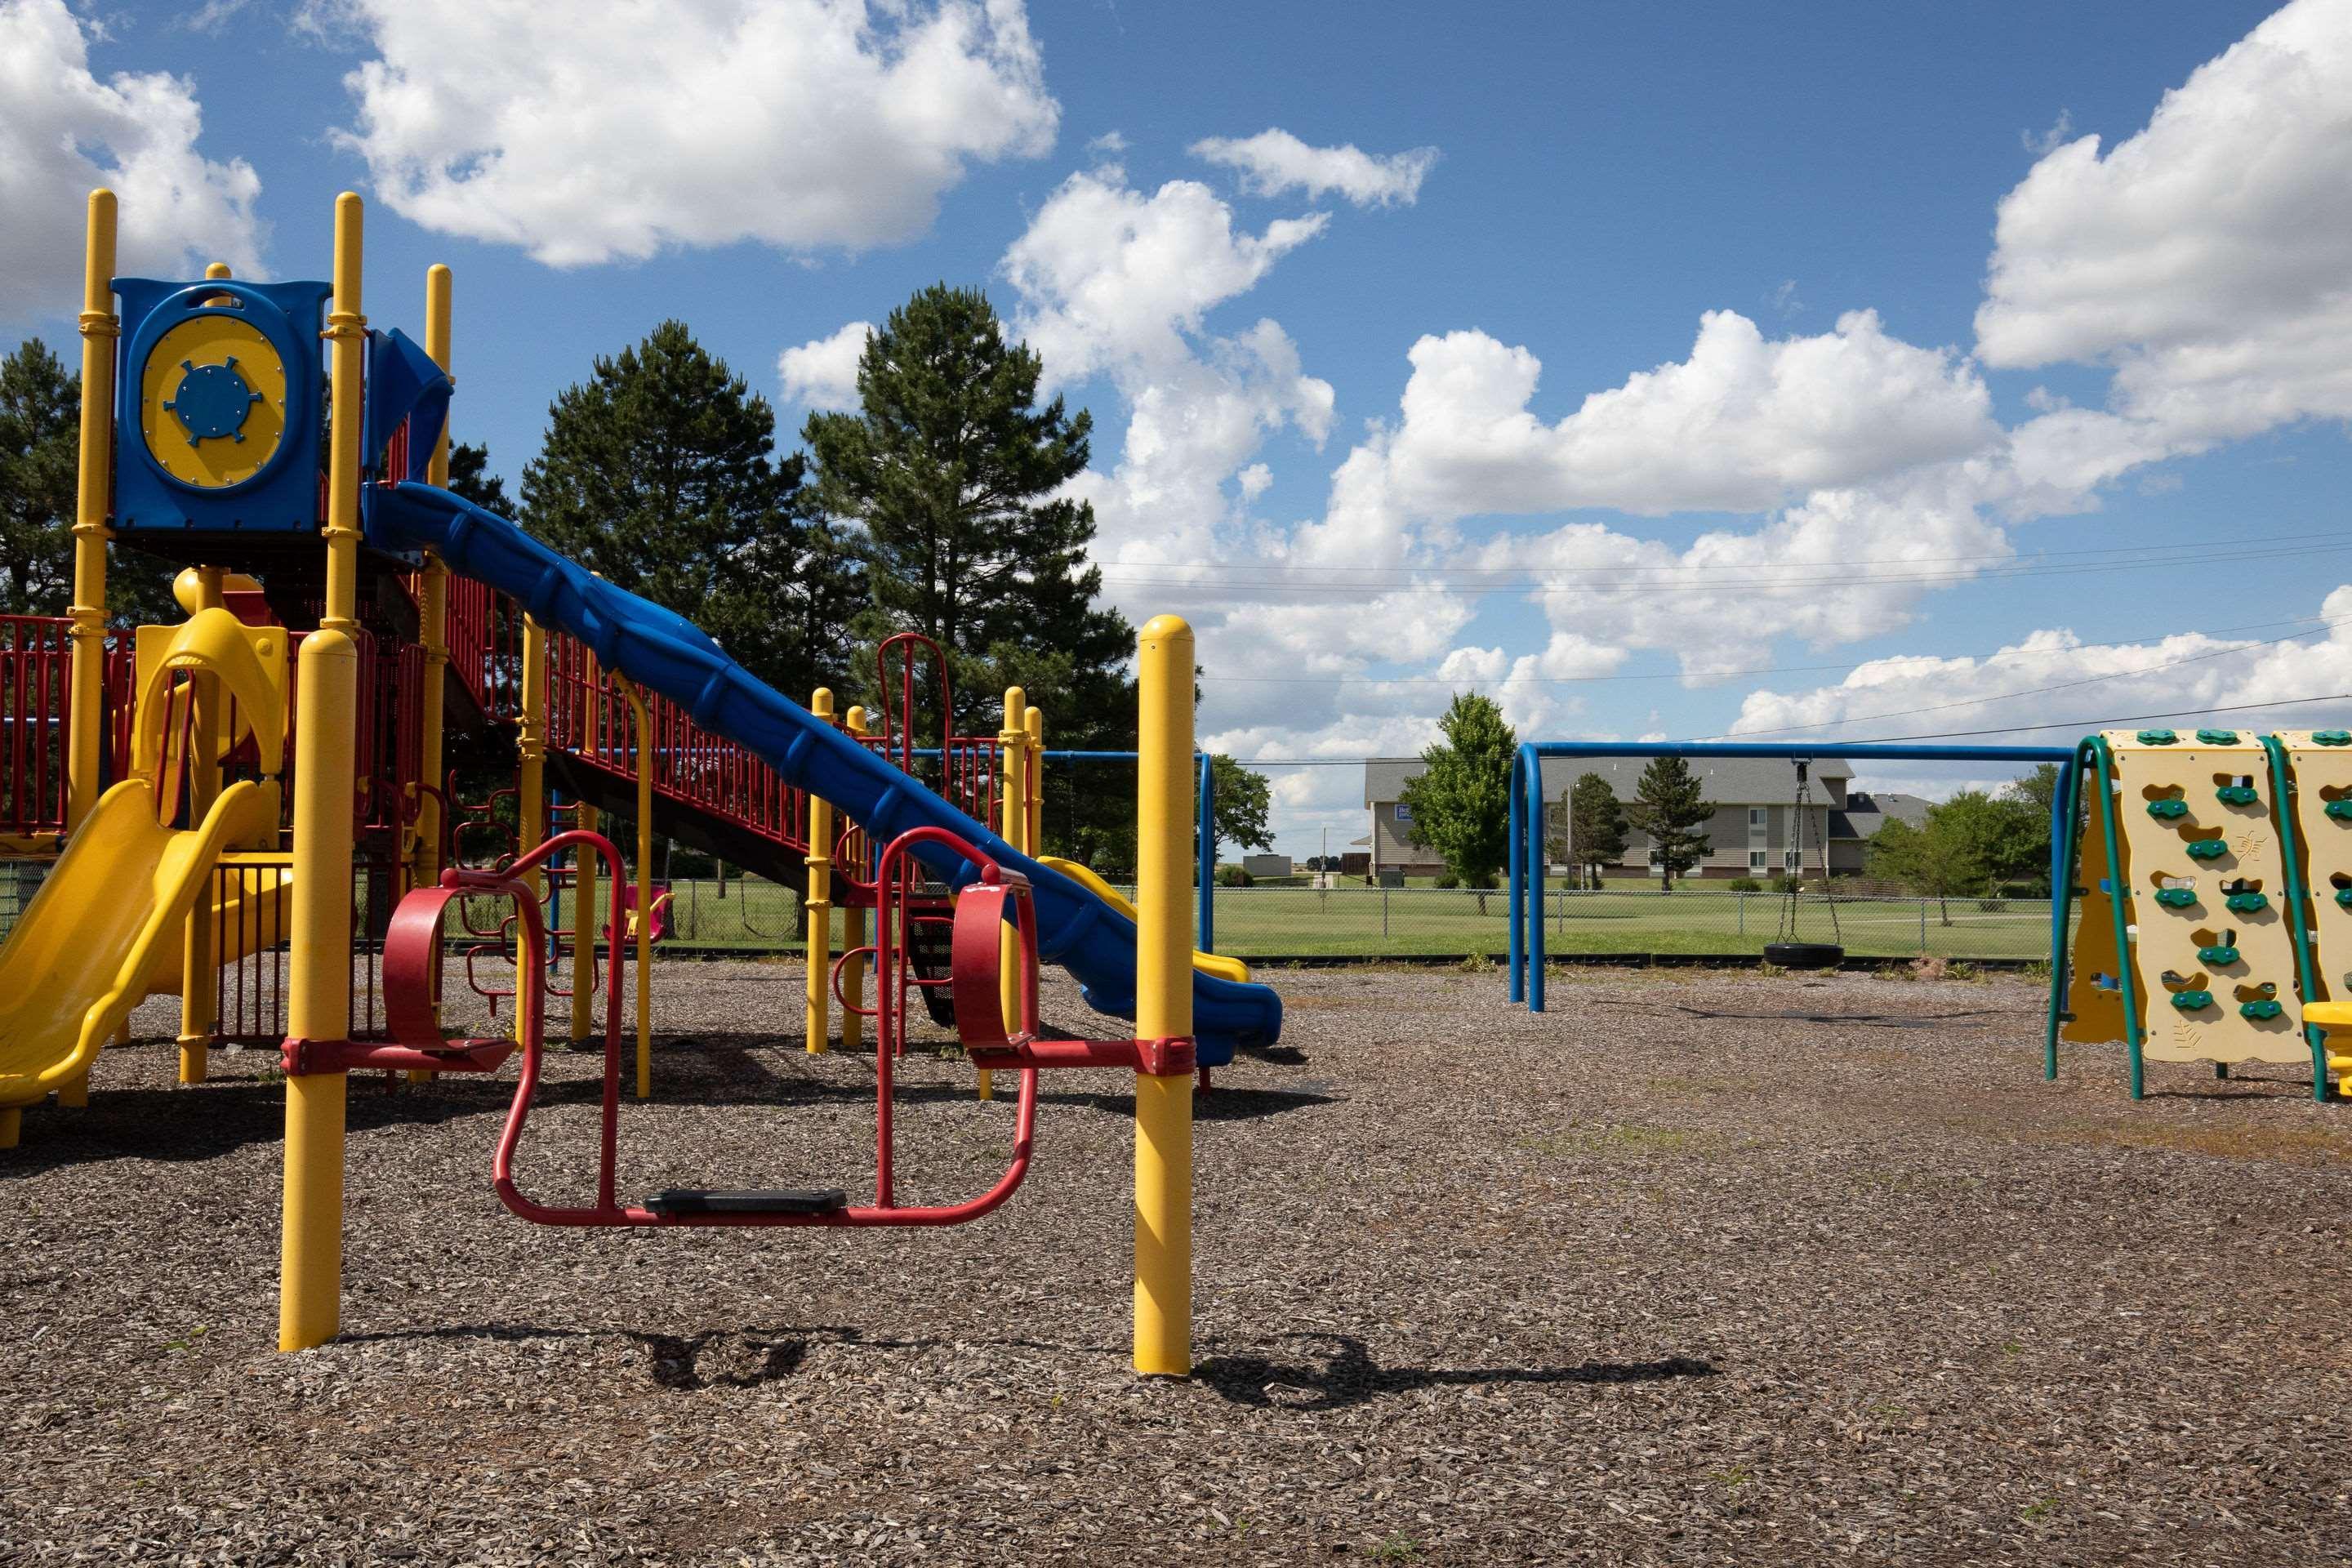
[{"left": 641, "top": 1188, "right": 850, "bottom": 1216}]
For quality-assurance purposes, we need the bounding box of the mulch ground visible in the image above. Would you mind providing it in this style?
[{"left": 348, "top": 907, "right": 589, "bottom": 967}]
[{"left": 6, "top": 960, "right": 2351, "bottom": 1566}]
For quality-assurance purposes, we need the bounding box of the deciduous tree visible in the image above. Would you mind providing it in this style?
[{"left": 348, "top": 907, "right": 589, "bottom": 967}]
[{"left": 1398, "top": 693, "right": 1517, "bottom": 908}]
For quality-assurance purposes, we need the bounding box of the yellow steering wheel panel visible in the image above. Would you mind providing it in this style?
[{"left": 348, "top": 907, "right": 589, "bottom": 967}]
[{"left": 139, "top": 314, "right": 289, "bottom": 491}]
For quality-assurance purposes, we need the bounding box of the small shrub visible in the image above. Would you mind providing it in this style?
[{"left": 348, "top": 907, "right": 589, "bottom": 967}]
[
  {"left": 1214, "top": 866, "right": 1252, "bottom": 887},
  {"left": 1434, "top": 871, "right": 1459, "bottom": 889},
  {"left": 1727, "top": 876, "right": 1762, "bottom": 892}
]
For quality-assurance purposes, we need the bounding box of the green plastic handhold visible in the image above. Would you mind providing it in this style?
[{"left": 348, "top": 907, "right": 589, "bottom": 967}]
[
  {"left": 2239, "top": 998, "right": 2284, "bottom": 1021},
  {"left": 2326, "top": 800, "right": 2352, "bottom": 822},
  {"left": 2146, "top": 799, "right": 2189, "bottom": 820},
  {"left": 2215, "top": 785, "right": 2259, "bottom": 806},
  {"left": 2154, "top": 887, "right": 2198, "bottom": 909},
  {"left": 2136, "top": 728, "right": 2178, "bottom": 746},
  {"left": 2169, "top": 989, "right": 2214, "bottom": 1012},
  {"left": 2225, "top": 891, "right": 2270, "bottom": 914},
  {"left": 2197, "top": 944, "right": 2239, "bottom": 966},
  {"left": 2184, "top": 839, "right": 2227, "bottom": 860},
  {"left": 2195, "top": 728, "right": 2239, "bottom": 745},
  {"left": 2335, "top": 888, "right": 2352, "bottom": 909},
  {"left": 2314, "top": 730, "right": 2352, "bottom": 746}
]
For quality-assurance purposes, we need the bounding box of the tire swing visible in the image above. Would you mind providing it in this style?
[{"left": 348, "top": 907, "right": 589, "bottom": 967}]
[{"left": 1762, "top": 760, "right": 1846, "bottom": 970}]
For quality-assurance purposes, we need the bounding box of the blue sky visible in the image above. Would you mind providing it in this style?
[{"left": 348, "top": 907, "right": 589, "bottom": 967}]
[{"left": 6, "top": 0, "right": 2350, "bottom": 853}]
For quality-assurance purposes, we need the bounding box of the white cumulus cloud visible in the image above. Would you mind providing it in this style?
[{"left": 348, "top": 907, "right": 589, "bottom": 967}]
[
  {"left": 0, "top": 0, "right": 266, "bottom": 323},
  {"left": 1189, "top": 128, "right": 1437, "bottom": 207},
  {"left": 318, "top": 0, "right": 1059, "bottom": 265},
  {"left": 1976, "top": 0, "right": 2352, "bottom": 448},
  {"left": 777, "top": 319, "right": 871, "bottom": 409}
]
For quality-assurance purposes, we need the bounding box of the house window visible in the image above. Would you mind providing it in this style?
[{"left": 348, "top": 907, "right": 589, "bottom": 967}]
[
  {"left": 1393, "top": 802, "right": 1413, "bottom": 824},
  {"left": 1748, "top": 808, "right": 1766, "bottom": 827},
  {"left": 1748, "top": 850, "right": 1767, "bottom": 871},
  {"left": 1784, "top": 848, "right": 1802, "bottom": 870}
]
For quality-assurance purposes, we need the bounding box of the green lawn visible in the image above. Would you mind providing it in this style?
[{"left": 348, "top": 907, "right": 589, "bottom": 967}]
[{"left": 599, "top": 877, "right": 2064, "bottom": 963}]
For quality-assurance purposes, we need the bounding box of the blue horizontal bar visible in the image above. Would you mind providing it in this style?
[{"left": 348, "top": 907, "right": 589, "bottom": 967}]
[{"left": 1522, "top": 741, "right": 2075, "bottom": 764}]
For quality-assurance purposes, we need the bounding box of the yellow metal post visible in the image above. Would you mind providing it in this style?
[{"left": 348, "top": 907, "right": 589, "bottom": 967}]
[
  {"left": 804, "top": 688, "right": 836, "bottom": 1054},
  {"left": 841, "top": 706, "right": 870, "bottom": 1054},
  {"left": 570, "top": 801, "right": 599, "bottom": 1045},
  {"left": 179, "top": 563, "right": 227, "bottom": 1085},
  {"left": 624, "top": 681, "right": 654, "bottom": 1099},
  {"left": 66, "top": 189, "right": 118, "bottom": 833},
  {"left": 514, "top": 615, "right": 547, "bottom": 1041},
  {"left": 1026, "top": 706, "right": 1045, "bottom": 851},
  {"left": 409, "top": 261, "right": 453, "bottom": 1083},
  {"left": 280, "top": 194, "right": 367, "bottom": 1352},
  {"left": 987, "top": 687, "right": 1027, "bottom": 1102},
  {"left": 1133, "top": 615, "right": 1195, "bottom": 1377}
]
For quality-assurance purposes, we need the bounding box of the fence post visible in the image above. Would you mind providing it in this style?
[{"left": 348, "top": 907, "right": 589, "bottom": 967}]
[
  {"left": 1382, "top": 884, "right": 1389, "bottom": 941},
  {"left": 1919, "top": 898, "right": 1927, "bottom": 952},
  {"left": 1738, "top": 889, "right": 1744, "bottom": 936}
]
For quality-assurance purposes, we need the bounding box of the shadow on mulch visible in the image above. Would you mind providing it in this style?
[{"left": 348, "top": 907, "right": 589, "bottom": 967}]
[
  {"left": 1192, "top": 1332, "right": 1717, "bottom": 1410},
  {"left": 332, "top": 1320, "right": 1707, "bottom": 1406}
]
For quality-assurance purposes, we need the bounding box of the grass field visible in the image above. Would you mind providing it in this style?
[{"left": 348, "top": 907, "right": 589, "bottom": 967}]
[{"left": 629, "top": 877, "right": 2067, "bottom": 961}]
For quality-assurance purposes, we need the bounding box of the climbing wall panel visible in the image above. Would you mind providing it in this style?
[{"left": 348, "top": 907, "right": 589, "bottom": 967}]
[
  {"left": 2274, "top": 728, "right": 2352, "bottom": 1005},
  {"left": 2103, "top": 729, "right": 2306, "bottom": 1066},
  {"left": 2060, "top": 800, "right": 2133, "bottom": 1046}
]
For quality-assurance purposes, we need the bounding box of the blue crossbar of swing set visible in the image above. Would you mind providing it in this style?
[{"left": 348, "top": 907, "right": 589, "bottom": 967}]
[{"left": 1507, "top": 740, "right": 2080, "bottom": 1023}]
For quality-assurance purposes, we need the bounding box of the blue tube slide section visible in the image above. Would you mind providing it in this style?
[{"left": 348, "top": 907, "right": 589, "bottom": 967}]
[{"left": 371, "top": 481, "right": 1278, "bottom": 1062}]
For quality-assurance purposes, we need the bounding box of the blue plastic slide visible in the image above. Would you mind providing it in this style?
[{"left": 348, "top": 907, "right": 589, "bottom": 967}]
[{"left": 370, "top": 481, "right": 1279, "bottom": 1062}]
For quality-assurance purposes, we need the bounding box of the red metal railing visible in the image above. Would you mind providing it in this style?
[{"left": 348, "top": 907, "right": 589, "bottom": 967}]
[
  {"left": 0, "top": 616, "right": 74, "bottom": 837},
  {"left": 542, "top": 629, "right": 810, "bottom": 854}
]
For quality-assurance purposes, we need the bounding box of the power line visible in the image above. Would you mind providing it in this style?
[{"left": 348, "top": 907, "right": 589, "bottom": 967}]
[
  {"left": 1713, "top": 620, "right": 2341, "bottom": 740},
  {"left": 1101, "top": 523, "right": 2352, "bottom": 579},
  {"left": 1198, "top": 611, "right": 2345, "bottom": 688}
]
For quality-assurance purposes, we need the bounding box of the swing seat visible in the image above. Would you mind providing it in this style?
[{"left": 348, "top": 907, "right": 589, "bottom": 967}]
[
  {"left": 642, "top": 1187, "right": 849, "bottom": 1216},
  {"left": 1763, "top": 940, "right": 1845, "bottom": 970}
]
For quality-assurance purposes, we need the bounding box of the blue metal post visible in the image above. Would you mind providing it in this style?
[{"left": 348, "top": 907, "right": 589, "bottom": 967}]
[
  {"left": 1527, "top": 747, "right": 1548, "bottom": 1013},
  {"left": 1197, "top": 750, "right": 1214, "bottom": 954},
  {"left": 1508, "top": 746, "right": 1526, "bottom": 1002},
  {"left": 2043, "top": 754, "right": 2079, "bottom": 1080}
]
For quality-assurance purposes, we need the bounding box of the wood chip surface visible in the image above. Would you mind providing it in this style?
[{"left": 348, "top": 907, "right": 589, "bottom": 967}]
[{"left": 6, "top": 962, "right": 2350, "bottom": 1564}]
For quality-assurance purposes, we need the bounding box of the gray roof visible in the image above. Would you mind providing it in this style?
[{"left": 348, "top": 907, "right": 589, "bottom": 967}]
[
  {"left": 1364, "top": 754, "right": 1853, "bottom": 808},
  {"left": 1829, "top": 790, "right": 1930, "bottom": 841}
]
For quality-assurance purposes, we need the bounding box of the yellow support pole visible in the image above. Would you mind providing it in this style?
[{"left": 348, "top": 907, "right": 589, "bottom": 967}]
[
  {"left": 1026, "top": 706, "right": 1045, "bottom": 851},
  {"left": 66, "top": 189, "right": 118, "bottom": 833},
  {"left": 279, "top": 193, "right": 368, "bottom": 1354},
  {"left": 1133, "top": 614, "right": 1195, "bottom": 1378},
  {"left": 624, "top": 681, "right": 654, "bottom": 1099},
  {"left": 514, "top": 615, "right": 547, "bottom": 1041},
  {"left": 179, "top": 562, "right": 226, "bottom": 1085},
  {"left": 987, "top": 687, "right": 1027, "bottom": 1102},
  {"left": 841, "top": 706, "right": 870, "bottom": 1054},
  {"left": 570, "top": 800, "right": 599, "bottom": 1045},
  {"left": 804, "top": 688, "right": 836, "bottom": 1054},
  {"left": 409, "top": 261, "right": 453, "bottom": 1084}
]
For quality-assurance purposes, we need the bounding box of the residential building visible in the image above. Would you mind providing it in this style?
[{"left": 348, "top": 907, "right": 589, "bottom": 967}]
[{"left": 1362, "top": 755, "right": 1927, "bottom": 880}]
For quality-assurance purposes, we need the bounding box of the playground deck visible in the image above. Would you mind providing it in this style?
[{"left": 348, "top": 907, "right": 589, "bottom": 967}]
[{"left": 7, "top": 964, "right": 2350, "bottom": 1565}]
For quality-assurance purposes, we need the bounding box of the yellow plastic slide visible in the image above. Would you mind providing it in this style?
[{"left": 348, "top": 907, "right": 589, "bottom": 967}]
[
  {"left": 1036, "top": 854, "right": 1253, "bottom": 986},
  {"left": 0, "top": 777, "right": 271, "bottom": 1119}
]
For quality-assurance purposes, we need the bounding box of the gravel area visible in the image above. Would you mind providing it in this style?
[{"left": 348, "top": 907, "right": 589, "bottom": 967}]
[{"left": 7, "top": 960, "right": 2352, "bottom": 1565}]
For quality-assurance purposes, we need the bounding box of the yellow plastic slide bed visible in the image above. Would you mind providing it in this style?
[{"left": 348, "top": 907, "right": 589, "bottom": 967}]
[{"left": 1036, "top": 854, "right": 1253, "bottom": 986}]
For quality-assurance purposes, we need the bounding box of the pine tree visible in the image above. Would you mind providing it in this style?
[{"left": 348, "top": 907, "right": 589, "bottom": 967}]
[
  {"left": 0, "top": 337, "right": 175, "bottom": 621},
  {"left": 1397, "top": 693, "right": 1517, "bottom": 908},
  {"left": 446, "top": 441, "right": 514, "bottom": 514},
  {"left": 1568, "top": 771, "right": 1629, "bottom": 889},
  {"left": 520, "top": 320, "right": 858, "bottom": 699},
  {"left": 802, "top": 285, "right": 1130, "bottom": 736},
  {"left": 1627, "top": 755, "right": 1713, "bottom": 891}
]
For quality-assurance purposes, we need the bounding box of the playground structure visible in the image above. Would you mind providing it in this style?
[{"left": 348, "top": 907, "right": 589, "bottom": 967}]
[
  {"left": 0, "top": 188, "right": 1285, "bottom": 1375},
  {"left": 1507, "top": 737, "right": 2352, "bottom": 1102}
]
